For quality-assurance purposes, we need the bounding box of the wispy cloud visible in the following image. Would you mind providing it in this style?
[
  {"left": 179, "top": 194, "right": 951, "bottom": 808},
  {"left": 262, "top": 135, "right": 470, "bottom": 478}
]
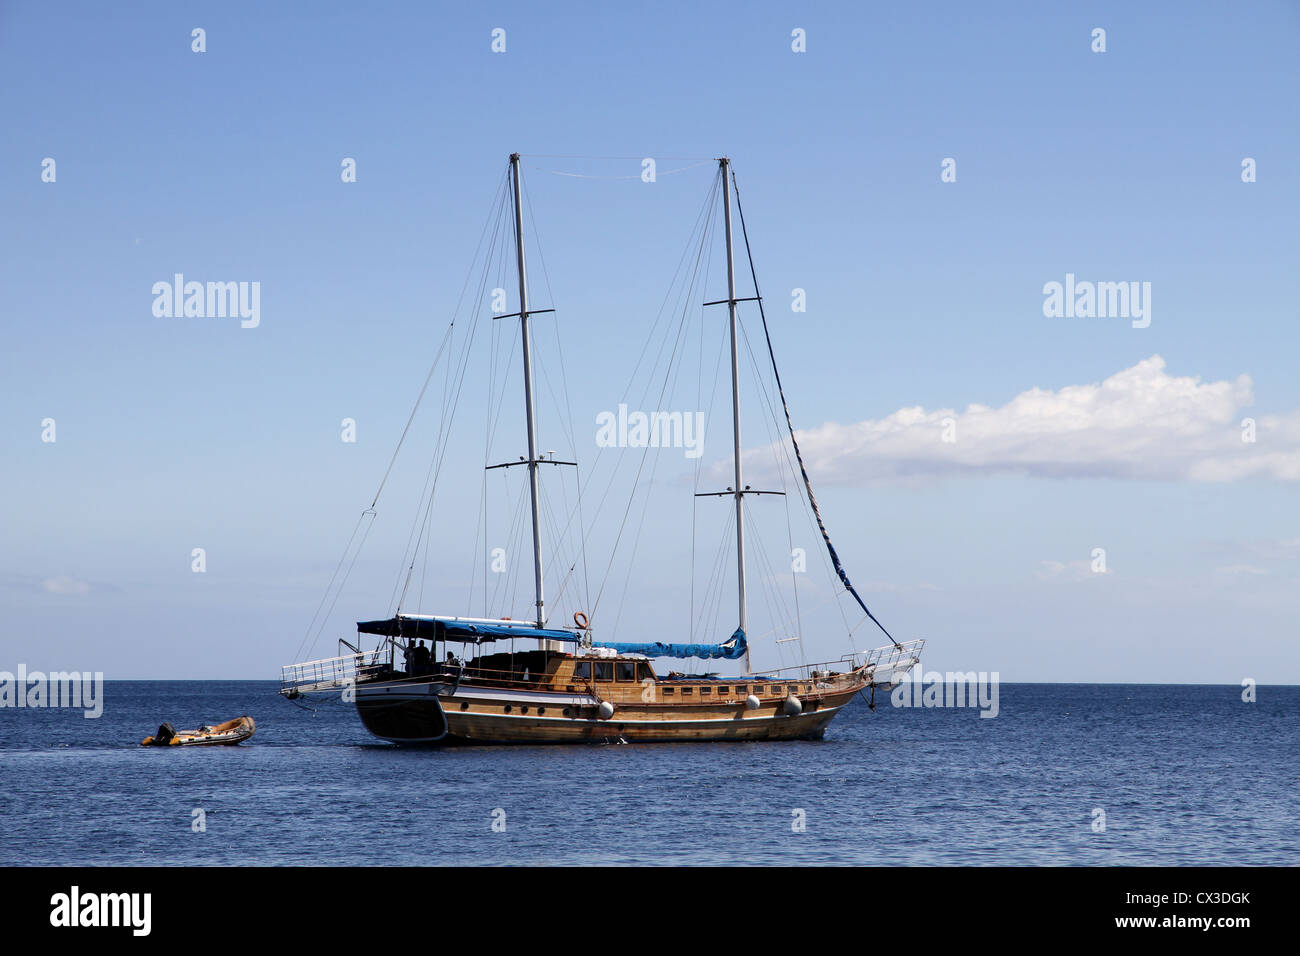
[
  {"left": 744, "top": 356, "right": 1300, "bottom": 484},
  {"left": 855, "top": 579, "right": 940, "bottom": 594},
  {"left": 41, "top": 576, "right": 93, "bottom": 595},
  {"left": 1035, "top": 560, "right": 1111, "bottom": 581},
  {"left": 0, "top": 573, "right": 104, "bottom": 597},
  {"left": 1214, "top": 564, "right": 1271, "bottom": 577}
]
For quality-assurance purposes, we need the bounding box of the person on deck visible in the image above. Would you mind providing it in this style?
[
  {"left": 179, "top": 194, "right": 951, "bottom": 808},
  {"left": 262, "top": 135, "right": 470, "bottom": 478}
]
[{"left": 412, "top": 640, "right": 431, "bottom": 676}]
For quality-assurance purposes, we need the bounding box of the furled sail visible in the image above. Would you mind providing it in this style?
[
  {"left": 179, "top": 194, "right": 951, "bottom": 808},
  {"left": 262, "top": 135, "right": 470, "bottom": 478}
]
[
  {"left": 731, "top": 174, "right": 902, "bottom": 651},
  {"left": 594, "top": 628, "right": 747, "bottom": 660}
]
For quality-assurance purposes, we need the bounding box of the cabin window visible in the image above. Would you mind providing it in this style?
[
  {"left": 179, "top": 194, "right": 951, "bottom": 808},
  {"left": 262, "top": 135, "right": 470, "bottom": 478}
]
[
  {"left": 636, "top": 663, "right": 655, "bottom": 681},
  {"left": 573, "top": 661, "right": 591, "bottom": 680},
  {"left": 700, "top": 686, "right": 712, "bottom": 694},
  {"left": 662, "top": 687, "right": 674, "bottom": 695},
  {"left": 681, "top": 687, "right": 693, "bottom": 695},
  {"left": 717, "top": 686, "right": 729, "bottom": 694},
  {"left": 616, "top": 661, "right": 637, "bottom": 681},
  {"left": 594, "top": 662, "right": 614, "bottom": 681}
]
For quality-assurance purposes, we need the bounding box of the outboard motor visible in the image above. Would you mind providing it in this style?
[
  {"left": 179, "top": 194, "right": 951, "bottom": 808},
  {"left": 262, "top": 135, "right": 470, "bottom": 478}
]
[{"left": 154, "top": 722, "right": 176, "bottom": 745}]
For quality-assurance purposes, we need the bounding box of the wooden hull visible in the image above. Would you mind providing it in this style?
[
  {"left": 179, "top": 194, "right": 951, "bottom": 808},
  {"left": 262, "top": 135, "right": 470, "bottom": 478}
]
[{"left": 355, "top": 680, "right": 857, "bottom": 745}]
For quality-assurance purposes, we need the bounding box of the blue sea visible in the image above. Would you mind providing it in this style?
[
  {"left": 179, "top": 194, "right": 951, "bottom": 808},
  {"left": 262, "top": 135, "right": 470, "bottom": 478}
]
[{"left": 1, "top": 682, "right": 1295, "bottom": 866}]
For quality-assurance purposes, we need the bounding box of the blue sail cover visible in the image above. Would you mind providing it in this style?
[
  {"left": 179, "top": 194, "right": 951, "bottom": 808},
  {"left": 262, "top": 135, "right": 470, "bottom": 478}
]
[{"left": 593, "top": 628, "right": 747, "bottom": 660}]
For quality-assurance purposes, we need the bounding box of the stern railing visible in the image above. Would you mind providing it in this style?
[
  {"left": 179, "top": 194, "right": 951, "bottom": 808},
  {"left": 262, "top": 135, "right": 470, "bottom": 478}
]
[{"left": 280, "top": 651, "right": 378, "bottom": 697}]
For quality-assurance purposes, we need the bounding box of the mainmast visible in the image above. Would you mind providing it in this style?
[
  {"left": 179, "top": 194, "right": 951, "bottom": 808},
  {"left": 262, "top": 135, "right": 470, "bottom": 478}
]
[
  {"left": 509, "top": 153, "right": 547, "bottom": 634},
  {"left": 720, "top": 157, "right": 749, "bottom": 673}
]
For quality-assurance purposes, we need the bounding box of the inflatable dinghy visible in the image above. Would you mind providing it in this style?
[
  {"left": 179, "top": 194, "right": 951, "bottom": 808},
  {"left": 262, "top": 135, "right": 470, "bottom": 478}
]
[{"left": 141, "top": 716, "right": 255, "bottom": 746}]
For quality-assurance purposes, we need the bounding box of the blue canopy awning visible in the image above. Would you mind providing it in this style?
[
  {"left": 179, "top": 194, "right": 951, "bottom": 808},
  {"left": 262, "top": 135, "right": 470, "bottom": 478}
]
[
  {"left": 357, "top": 617, "right": 579, "bottom": 644},
  {"left": 593, "top": 628, "right": 747, "bottom": 660}
]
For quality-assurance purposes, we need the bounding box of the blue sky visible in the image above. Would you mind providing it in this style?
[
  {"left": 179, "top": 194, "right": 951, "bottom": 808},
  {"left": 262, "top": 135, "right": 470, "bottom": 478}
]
[{"left": 1, "top": 1, "right": 1297, "bottom": 680}]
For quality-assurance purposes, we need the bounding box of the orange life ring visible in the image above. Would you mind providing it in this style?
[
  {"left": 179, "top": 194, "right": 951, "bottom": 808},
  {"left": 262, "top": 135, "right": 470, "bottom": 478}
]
[{"left": 573, "top": 611, "right": 590, "bottom": 629}]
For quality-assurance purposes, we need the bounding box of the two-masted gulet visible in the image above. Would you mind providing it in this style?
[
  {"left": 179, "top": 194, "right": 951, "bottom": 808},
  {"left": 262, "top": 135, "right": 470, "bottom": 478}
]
[{"left": 280, "top": 154, "right": 924, "bottom": 744}]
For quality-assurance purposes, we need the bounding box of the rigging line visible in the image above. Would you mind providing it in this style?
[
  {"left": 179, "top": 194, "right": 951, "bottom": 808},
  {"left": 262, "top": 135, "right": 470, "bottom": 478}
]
[
  {"left": 737, "top": 314, "right": 853, "bottom": 645},
  {"left": 744, "top": 500, "right": 797, "bottom": 651},
  {"left": 538, "top": 160, "right": 715, "bottom": 181},
  {"left": 706, "top": 503, "right": 734, "bottom": 636},
  {"left": 490, "top": 474, "right": 530, "bottom": 614},
  {"left": 313, "top": 510, "right": 379, "bottom": 657},
  {"left": 541, "top": 488, "right": 583, "bottom": 618},
  {"left": 397, "top": 238, "right": 501, "bottom": 614},
  {"left": 590, "top": 264, "right": 698, "bottom": 625},
  {"left": 483, "top": 327, "right": 520, "bottom": 464},
  {"left": 390, "top": 176, "right": 511, "bottom": 612},
  {"left": 525, "top": 179, "right": 592, "bottom": 614},
  {"left": 540, "top": 491, "right": 568, "bottom": 603},
  {"left": 731, "top": 316, "right": 806, "bottom": 643},
  {"left": 298, "top": 162, "right": 511, "bottom": 660},
  {"left": 590, "top": 175, "right": 718, "bottom": 627},
  {"left": 469, "top": 291, "right": 504, "bottom": 616},
  {"left": 704, "top": 506, "right": 734, "bottom": 647},
  {"left": 293, "top": 507, "right": 375, "bottom": 664},
  {"left": 744, "top": 498, "right": 795, "bottom": 638},
  {"left": 373, "top": 170, "right": 508, "bottom": 512},
  {"left": 370, "top": 322, "right": 455, "bottom": 512},
  {"left": 521, "top": 153, "right": 717, "bottom": 161},
  {"left": 504, "top": 173, "right": 714, "bottom": 637},
  {"left": 563, "top": 184, "right": 708, "bottom": 619},
  {"left": 521, "top": 148, "right": 584, "bottom": 455},
  {"left": 732, "top": 313, "right": 807, "bottom": 660},
  {"left": 689, "top": 492, "right": 698, "bottom": 644},
  {"left": 546, "top": 175, "right": 721, "bottom": 625},
  {"left": 403, "top": 173, "right": 514, "bottom": 600},
  {"left": 690, "top": 286, "right": 731, "bottom": 640},
  {"left": 506, "top": 480, "right": 530, "bottom": 616},
  {"left": 731, "top": 169, "right": 903, "bottom": 651}
]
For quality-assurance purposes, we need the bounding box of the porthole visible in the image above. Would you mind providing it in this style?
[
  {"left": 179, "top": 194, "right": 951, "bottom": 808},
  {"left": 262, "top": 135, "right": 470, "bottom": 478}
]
[
  {"left": 537, "top": 706, "right": 546, "bottom": 715},
  {"left": 460, "top": 702, "right": 469, "bottom": 710},
  {"left": 504, "top": 705, "right": 512, "bottom": 713},
  {"left": 562, "top": 707, "right": 571, "bottom": 717},
  {"left": 521, "top": 705, "right": 529, "bottom": 714}
]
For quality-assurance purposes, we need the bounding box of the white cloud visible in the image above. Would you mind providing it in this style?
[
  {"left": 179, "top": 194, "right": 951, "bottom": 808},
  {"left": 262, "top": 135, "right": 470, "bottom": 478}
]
[
  {"left": 1035, "top": 560, "right": 1110, "bottom": 581},
  {"left": 854, "top": 579, "right": 940, "bottom": 594},
  {"left": 42, "top": 576, "right": 92, "bottom": 595},
  {"left": 1214, "top": 564, "right": 1270, "bottom": 576},
  {"left": 747, "top": 356, "right": 1300, "bottom": 483}
]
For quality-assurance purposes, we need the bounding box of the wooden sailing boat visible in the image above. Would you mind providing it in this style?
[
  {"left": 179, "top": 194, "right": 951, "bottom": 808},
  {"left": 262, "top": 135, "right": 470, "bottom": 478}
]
[{"left": 280, "top": 154, "right": 923, "bottom": 744}]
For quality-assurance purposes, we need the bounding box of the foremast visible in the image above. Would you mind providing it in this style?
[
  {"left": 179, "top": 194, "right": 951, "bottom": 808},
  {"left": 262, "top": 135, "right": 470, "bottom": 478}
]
[
  {"left": 510, "top": 152, "right": 547, "bottom": 638},
  {"left": 720, "top": 158, "right": 750, "bottom": 673}
]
